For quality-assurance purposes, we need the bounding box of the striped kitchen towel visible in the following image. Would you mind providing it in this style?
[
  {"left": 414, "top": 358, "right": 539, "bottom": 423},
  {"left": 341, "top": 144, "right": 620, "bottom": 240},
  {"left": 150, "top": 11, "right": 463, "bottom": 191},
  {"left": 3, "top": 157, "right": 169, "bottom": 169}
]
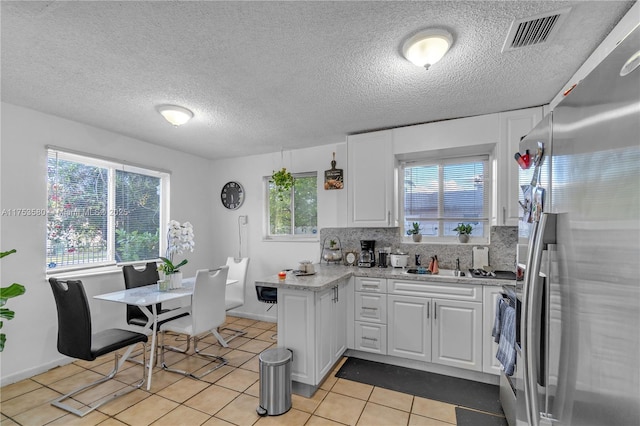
[{"left": 496, "top": 304, "right": 516, "bottom": 376}]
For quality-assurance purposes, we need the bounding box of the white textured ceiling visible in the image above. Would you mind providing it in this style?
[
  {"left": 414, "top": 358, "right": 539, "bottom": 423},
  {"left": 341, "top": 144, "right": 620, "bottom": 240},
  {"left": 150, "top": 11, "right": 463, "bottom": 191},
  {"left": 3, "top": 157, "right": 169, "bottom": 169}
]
[{"left": 1, "top": 1, "right": 635, "bottom": 160}]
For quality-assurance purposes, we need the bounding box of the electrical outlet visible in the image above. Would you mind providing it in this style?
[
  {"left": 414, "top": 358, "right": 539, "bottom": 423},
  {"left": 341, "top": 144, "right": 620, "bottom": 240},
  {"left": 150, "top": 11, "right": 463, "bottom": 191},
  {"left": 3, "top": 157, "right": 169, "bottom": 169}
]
[{"left": 239, "top": 215, "right": 248, "bottom": 225}]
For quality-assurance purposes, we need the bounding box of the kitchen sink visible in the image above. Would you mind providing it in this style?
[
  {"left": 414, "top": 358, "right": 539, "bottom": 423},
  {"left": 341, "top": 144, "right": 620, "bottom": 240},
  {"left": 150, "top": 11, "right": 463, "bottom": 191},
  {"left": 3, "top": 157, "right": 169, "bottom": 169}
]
[
  {"left": 404, "top": 268, "right": 517, "bottom": 280},
  {"left": 404, "top": 268, "right": 463, "bottom": 277}
]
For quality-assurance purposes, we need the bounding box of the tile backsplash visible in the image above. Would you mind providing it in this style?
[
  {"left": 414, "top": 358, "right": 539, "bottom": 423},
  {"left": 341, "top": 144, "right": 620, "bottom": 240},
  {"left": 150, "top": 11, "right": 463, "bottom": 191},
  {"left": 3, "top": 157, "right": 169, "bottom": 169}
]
[{"left": 319, "top": 226, "right": 517, "bottom": 271}]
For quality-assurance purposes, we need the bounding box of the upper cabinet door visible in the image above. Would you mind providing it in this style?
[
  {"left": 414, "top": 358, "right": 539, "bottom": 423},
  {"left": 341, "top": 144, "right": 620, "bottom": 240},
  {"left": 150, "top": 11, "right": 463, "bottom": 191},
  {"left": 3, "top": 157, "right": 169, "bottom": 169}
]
[
  {"left": 498, "top": 107, "right": 544, "bottom": 226},
  {"left": 347, "top": 130, "right": 396, "bottom": 227}
]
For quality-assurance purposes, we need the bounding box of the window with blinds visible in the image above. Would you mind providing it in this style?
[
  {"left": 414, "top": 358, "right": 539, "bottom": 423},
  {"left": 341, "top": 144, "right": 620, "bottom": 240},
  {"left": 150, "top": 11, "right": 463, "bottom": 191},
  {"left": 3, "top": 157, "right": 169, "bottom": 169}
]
[
  {"left": 46, "top": 148, "right": 169, "bottom": 270},
  {"left": 402, "top": 156, "right": 490, "bottom": 240}
]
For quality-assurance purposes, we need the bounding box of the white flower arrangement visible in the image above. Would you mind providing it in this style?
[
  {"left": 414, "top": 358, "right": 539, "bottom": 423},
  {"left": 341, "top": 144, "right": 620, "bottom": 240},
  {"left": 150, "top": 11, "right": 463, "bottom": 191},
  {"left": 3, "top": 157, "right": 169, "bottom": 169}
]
[{"left": 158, "top": 220, "right": 194, "bottom": 275}]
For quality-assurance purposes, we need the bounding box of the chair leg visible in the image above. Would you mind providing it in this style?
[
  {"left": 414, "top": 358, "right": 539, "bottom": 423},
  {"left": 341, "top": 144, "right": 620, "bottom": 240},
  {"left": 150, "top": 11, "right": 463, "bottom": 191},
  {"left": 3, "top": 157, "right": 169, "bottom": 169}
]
[
  {"left": 51, "top": 342, "right": 146, "bottom": 417},
  {"left": 160, "top": 331, "right": 227, "bottom": 379},
  {"left": 211, "top": 329, "right": 230, "bottom": 348},
  {"left": 219, "top": 325, "right": 247, "bottom": 344}
]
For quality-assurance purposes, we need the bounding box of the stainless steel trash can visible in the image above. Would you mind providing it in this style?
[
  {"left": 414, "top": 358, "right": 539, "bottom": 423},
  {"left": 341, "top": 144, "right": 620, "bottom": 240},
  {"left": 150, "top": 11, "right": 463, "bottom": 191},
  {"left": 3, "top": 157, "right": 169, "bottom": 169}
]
[{"left": 256, "top": 348, "right": 292, "bottom": 416}]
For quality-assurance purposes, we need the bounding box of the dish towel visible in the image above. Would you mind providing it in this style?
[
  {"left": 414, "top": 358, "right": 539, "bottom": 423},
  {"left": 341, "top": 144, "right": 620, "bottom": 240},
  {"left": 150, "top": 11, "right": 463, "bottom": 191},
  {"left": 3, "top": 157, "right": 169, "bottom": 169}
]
[
  {"left": 496, "top": 304, "right": 516, "bottom": 376},
  {"left": 492, "top": 297, "right": 509, "bottom": 343}
]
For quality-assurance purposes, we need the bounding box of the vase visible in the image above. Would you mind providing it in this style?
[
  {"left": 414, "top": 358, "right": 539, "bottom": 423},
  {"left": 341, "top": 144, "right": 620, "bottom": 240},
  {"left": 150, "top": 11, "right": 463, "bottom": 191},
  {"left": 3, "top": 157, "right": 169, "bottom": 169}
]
[
  {"left": 412, "top": 233, "right": 422, "bottom": 243},
  {"left": 458, "top": 234, "right": 469, "bottom": 243},
  {"left": 169, "top": 271, "right": 183, "bottom": 289}
]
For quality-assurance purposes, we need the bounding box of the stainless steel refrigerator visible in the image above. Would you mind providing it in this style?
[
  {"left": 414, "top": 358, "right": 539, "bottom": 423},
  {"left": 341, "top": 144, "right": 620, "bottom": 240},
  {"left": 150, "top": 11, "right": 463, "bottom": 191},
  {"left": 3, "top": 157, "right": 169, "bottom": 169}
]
[{"left": 515, "top": 24, "right": 639, "bottom": 426}]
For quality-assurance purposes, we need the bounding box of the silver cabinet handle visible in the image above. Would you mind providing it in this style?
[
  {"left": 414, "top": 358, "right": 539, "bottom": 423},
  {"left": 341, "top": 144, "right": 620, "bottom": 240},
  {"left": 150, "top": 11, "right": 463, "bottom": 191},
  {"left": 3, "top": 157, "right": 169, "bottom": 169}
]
[
  {"left": 434, "top": 301, "right": 437, "bottom": 320},
  {"left": 362, "top": 336, "right": 378, "bottom": 342},
  {"left": 362, "top": 284, "right": 379, "bottom": 288},
  {"left": 362, "top": 306, "right": 378, "bottom": 310},
  {"left": 427, "top": 302, "right": 430, "bottom": 319},
  {"left": 503, "top": 207, "right": 506, "bottom": 225}
]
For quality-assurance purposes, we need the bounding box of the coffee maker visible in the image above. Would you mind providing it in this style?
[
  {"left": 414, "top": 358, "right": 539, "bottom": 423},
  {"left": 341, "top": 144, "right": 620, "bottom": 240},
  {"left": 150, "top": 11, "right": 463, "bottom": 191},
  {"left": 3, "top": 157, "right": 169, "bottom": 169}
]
[{"left": 358, "top": 240, "right": 376, "bottom": 267}]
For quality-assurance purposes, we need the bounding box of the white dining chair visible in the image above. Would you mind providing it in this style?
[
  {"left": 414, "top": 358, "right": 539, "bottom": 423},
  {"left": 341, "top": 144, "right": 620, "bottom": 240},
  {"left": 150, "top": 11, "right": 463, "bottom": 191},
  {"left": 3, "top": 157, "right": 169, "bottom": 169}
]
[
  {"left": 218, "top": 257, "right": 250, "bottom": 344},
  {"left": 159, "top": 266, "right": 229, "bottom": 379}
]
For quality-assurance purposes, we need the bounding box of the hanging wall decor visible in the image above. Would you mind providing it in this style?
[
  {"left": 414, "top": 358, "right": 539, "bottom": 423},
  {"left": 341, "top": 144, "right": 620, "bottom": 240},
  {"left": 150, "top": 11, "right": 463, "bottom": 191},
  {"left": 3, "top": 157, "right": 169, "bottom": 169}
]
[{"left": 324, "top": 152, "right": 344, "bottom": 190}]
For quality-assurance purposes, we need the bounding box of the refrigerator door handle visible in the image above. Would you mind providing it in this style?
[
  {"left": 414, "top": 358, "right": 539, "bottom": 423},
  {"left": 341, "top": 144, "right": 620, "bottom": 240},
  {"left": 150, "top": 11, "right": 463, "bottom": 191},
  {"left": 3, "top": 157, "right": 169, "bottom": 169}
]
[{"left": 525, "top": 212, "right": 557, "bottom": 426}]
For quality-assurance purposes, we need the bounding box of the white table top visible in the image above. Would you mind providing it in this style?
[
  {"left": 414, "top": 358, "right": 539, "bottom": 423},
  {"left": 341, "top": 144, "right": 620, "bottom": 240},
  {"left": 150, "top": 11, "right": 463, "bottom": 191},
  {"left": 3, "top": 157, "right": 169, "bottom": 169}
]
[{"left": 94, "top": 278, "right": 237, "bottom": 306}]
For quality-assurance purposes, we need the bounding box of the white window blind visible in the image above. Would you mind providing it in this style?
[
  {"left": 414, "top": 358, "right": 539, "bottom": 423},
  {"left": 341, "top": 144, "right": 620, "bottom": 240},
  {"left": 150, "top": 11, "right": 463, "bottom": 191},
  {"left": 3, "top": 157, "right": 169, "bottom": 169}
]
[
  {"left": 47, "top": 148, "right": 168, "bottom": 270},
  {"left": 402, "top": 156, "right": 490, "bottom": 238}
]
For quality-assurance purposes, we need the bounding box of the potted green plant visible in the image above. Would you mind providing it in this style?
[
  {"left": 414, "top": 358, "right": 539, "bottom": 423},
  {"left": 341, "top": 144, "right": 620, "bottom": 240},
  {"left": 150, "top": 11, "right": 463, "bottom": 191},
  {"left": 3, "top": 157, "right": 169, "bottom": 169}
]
[
  {"left": 1, "top": 249, "right": 26, "bottom": 352},
  {"left": 406, "top": 222, "right": 422, "bottom": 242},
  {"left": 453, "top": 223, "right": 473, "bottom": 243},
  {"left": 271, "top": 167, "right": 294, "bottom": 201}
]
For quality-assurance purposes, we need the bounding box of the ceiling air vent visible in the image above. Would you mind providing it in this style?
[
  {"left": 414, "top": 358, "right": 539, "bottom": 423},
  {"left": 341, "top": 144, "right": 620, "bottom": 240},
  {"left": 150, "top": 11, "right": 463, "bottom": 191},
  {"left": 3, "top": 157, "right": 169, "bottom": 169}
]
[{"left": 502, "top": 7, "right": 571, "bottom": 52}]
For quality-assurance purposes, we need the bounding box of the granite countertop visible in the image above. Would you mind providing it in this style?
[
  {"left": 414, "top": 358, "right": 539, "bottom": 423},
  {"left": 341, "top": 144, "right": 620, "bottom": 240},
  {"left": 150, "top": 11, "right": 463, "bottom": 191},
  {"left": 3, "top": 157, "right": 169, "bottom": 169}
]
[{"left": 254, "top": 263, "right": 511, "bottom": 292}]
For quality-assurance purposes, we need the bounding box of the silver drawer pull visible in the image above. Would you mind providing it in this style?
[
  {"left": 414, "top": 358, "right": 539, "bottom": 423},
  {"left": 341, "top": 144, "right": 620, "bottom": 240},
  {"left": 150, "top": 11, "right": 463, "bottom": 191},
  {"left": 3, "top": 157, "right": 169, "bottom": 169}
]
[
  {"left": 361, "top": 306, "right": 378, "bottom": 310},
  {"left": 361, "top": 336, "right": 378, "bottom": 342},
  {"left": 361, "top": 284, "right": 379, "bottom": 288}
]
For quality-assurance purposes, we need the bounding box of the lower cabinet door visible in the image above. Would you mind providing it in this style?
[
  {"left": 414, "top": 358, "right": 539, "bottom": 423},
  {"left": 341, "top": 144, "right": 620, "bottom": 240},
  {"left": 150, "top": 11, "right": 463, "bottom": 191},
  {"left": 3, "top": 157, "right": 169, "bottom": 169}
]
[
  {"left": 387, "top": 295, "right": 431, "bottom": 362},
  {"left": 432, "top": 299, "right": 483, "bottom": 371},
  {"left": 355, "top": 321, "right": 387, "bottom": 354}
]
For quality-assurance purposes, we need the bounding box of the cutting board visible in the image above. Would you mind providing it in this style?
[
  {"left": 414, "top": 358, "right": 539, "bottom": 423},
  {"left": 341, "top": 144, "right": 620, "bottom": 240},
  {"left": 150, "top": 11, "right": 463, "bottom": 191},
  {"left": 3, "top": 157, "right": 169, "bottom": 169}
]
[{"left": 472, "top": 246, "right": 490, "bottom": 270}]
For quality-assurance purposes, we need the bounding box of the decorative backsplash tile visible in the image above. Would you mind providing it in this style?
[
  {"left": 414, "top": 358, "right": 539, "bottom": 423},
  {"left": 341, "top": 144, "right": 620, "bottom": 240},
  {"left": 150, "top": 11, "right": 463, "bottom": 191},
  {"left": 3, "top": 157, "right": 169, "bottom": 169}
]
[{"left": 319, "top": 226, "right": 517, "bottom": 271}]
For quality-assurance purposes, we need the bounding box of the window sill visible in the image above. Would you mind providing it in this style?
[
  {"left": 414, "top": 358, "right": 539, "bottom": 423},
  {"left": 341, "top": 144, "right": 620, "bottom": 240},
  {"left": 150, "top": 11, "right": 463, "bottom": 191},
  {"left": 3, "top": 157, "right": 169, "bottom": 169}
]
[
  {"left": 45, "top": 264, "right": 122, "bottom": 280},
  {"left": 262, "top": 236, "right": 320, "bottom": 243},
  {"left": 403, "top": 238, "right": 490, "bottom": 245}
]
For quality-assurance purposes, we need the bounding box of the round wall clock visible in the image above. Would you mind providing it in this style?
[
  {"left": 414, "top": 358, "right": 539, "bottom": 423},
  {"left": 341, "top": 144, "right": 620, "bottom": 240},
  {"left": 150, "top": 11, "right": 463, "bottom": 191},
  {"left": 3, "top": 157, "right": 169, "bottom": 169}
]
[{"left": 221, "top": 181, "right": 245, "bottom": 210}]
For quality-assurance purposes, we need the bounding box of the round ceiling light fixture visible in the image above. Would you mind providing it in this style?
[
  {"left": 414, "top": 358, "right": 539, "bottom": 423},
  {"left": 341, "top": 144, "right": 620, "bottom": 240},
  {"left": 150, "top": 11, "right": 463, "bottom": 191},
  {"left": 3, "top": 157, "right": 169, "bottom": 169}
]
[
  {"left": 402, "top": 29, "right": 453, "bottom": 70},
  {"left": 157, "top": 104, "right": 194, "bottom": 126}
]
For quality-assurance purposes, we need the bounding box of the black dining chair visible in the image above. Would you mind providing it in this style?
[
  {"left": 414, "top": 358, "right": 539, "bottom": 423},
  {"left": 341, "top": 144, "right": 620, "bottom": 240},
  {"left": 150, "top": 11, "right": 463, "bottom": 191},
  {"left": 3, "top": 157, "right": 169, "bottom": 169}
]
[
  {"left": 122, "top": 262, "right": 167, "bottom": 327},
  {"left": 48, "top": 278, "right": 148, "bottom": 417}
]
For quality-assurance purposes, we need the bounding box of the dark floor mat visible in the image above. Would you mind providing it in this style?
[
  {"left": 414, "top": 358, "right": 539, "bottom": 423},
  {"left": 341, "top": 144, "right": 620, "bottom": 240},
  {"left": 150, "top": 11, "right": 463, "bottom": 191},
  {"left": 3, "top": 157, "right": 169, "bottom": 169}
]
[
  {"left": 335, "top": 357, "right": 504, "bottom": 415},
  {"left": 455, "top": 407, "right": 508, "bottom": 426}
]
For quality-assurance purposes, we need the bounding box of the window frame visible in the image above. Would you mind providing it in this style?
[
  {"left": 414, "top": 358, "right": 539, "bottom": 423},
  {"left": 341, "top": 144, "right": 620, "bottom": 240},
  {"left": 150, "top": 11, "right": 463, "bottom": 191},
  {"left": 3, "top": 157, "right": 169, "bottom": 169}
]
[
  {"left": 263, "top": 171, "right": 318, "bottom": 241},
  {"left": 46, "top": 147, "right": 170, "bottom": 273},
  {"left": 399, "top": 154, "right": 491, "bottom": 244}
]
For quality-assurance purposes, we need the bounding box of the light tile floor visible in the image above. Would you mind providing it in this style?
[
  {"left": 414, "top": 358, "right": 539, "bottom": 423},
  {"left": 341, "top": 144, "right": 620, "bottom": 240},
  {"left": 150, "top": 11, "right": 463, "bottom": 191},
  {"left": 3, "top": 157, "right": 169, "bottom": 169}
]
[{"left": 1, "top": 316, "right": 485, "bottom": 426}]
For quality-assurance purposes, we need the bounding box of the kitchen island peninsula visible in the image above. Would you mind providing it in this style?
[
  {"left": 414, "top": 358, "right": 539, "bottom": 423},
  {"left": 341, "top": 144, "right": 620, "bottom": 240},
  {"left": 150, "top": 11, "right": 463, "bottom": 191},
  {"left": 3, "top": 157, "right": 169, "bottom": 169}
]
[{"left": 255, "top": 265, "right": 352, "bottom": 397}]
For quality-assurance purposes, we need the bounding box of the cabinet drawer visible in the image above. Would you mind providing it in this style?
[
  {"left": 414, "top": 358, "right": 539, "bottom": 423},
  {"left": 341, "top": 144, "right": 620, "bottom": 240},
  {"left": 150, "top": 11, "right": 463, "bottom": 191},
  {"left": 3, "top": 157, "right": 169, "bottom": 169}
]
[
  {"left": 355, "top": 293, "right": 387, "bottom": 323},
  {"left": 355, "top": 277, "right": 387, "bottom": 293},
  {"left": 355, "top": 322, "right": 387, "bottom": 354},
  {"left": 389, "top": 280, "right": 482, "bottom": 302}
]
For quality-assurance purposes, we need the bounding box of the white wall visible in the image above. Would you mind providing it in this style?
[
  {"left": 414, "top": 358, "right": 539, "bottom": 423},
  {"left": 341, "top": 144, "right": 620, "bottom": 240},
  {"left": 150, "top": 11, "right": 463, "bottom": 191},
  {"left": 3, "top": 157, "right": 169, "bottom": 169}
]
[
  {"left": 208, "top": 143, "right": 347, "bottom": 322},
  {"left": 0, "top": 103, "right": 217, "bottom": 385}
]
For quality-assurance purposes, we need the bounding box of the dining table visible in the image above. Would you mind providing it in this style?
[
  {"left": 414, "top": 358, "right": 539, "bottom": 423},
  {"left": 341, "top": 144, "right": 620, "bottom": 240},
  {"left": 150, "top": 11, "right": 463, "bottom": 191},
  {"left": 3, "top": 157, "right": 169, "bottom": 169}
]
[{"left": 94, "top": 276, "right": 238, "bottom": 390}]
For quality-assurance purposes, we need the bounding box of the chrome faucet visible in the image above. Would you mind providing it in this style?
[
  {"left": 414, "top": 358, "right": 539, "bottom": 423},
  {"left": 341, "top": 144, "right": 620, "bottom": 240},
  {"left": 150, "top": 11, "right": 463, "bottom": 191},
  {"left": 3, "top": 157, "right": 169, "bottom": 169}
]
[{"left": 455, "top": 258, "right": 461, "bottom": 275}]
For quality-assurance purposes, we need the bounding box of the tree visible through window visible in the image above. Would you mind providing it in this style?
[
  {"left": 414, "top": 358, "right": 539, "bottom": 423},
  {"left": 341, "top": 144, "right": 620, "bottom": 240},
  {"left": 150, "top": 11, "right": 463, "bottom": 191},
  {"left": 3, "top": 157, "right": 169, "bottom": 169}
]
[
  {"left": 47, "top": 149, "right": 168, "bottom": 269},
  {"left": 403, "top": 156, "right": 489, "bottom": 239},
  {"left": 267, "top": 172, "right": 317, "bottom": 237}
]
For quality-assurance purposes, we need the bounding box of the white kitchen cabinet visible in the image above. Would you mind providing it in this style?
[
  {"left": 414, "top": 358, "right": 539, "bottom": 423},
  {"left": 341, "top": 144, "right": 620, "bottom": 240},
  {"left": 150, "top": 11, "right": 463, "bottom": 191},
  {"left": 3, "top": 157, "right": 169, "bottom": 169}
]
[
  {"left": 354, "top": 277, "right": 388, "bottom": 355},
  {"left": 387, "top": 294, "right": 431, "bottom": 362},
  {"left": 317, "top": 281, "right": 348, "bottom": 380},
  {"left": 432, "top": 298, "right": 483, "bottom": 372},
  {"left": 278, "top": 279, "right": 349, "bottom": 391},
  {"left": 497, "top": 107, "right": 543, "bottom": 226},
  {"left": 482, "top": 286, "right": 504, "bottom": 375},
  {"left": 347, "top": 130, "right": 396, "bottom": 227},
  {"left": 354, "top": 322, "right": 387, "bottom": 354},
  {"left": 355, "top": 276, "right": 387, "bottom": 293},
  {"left": 387, "top": 279, "right": 484, "bottom": 372}
]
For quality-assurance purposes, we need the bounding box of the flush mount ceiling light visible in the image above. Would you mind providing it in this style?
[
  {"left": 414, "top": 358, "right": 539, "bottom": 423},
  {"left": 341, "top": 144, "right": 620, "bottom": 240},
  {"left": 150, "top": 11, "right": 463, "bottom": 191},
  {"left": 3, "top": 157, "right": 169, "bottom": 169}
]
[
  {"left": 402, "top": 29, "right": 453, "bottom": 70},
  {"left": 157, "top": 105, "right": 194, "bottom": 126}
]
